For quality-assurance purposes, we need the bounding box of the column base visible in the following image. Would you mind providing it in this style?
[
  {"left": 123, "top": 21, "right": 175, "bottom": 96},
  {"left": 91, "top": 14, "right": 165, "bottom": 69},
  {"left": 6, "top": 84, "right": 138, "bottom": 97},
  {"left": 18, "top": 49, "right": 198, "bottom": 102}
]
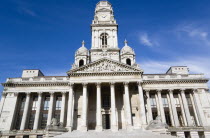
[
  {"left": 111, "top": 125, "right": 118, "bottom": 132},
  {"left": 80, "top": 126, "right": 88, "bottom": 132},
  {"left": 66, "top": 126, "right": 73, "bottom": 132},
  {"left": 190, "top": 131, "right": 199, "bottom": 138},
  {"left": 126, "top": 124, "right": 133, "bottom": 131},
  {"left": 204, "top": 131, "right": 210, "bottom": 138},
  {"left": 96, "top": 125, "right": 103, "bottom": 131},
  {"left": 176, "top": 132, "right": 185, "bottom": 138}
]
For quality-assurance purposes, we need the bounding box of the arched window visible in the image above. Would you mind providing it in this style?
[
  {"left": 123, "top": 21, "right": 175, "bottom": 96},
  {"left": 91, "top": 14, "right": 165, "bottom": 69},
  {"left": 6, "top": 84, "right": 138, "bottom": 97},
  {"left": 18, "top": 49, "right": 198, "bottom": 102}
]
[
  {"left": 101, "top": 33, "right": 108, "bottom": 47},
  {"left": 126, "top": 58, "right": 131, "bottom": 65},
  {"left": 79, "top": 59, "right": 84, "bottom": 67}
]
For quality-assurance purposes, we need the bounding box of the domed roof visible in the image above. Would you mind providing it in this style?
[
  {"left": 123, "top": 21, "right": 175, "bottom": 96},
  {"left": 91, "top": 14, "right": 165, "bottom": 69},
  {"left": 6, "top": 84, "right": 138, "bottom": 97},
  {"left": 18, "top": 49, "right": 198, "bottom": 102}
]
[
  {"left": 121, "top": 40, "right": 135, "bottom": 55},
  {"left": 76, "top": 40, "right": 89, "bottom": 56}
]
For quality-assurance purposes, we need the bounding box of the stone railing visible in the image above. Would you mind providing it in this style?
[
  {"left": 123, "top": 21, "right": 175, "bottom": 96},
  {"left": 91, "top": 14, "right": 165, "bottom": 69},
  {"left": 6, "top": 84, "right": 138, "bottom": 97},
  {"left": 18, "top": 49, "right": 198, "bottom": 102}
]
[
  {"left": 143, "top": 74, "right": 205, "bottom": 80},
  {"left": 6, "top": 76, "right": 69, "bottom": 83}
]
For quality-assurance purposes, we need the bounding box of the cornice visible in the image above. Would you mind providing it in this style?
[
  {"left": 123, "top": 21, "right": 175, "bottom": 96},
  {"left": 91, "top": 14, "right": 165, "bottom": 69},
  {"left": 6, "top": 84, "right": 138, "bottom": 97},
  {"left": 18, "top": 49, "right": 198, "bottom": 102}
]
[
  {"left": 2, "top": 82, "right": 69, "bottom": 87},
  {"left": 142, "top": 79, "right": 208, "bottom": 85}
]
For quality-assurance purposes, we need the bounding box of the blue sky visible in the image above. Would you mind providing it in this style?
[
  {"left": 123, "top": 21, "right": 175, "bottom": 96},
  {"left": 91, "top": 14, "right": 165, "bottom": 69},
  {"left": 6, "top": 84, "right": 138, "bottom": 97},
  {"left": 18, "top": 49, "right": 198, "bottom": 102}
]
[{"left": 0, "top": 0, "right": 210, "bottom": 97}]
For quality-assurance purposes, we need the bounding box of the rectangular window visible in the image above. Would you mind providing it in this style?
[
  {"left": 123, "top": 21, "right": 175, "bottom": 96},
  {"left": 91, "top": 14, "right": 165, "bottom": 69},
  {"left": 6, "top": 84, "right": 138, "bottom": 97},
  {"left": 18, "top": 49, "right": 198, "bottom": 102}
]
[
  {"left": 55, "top": 96, "right": 62, "bottom": 110},
  {"left": 175, "top": 97, "right": 180, "bottom": 107},
  {"left": 102, "top": 95, "right": 110, "bottom": 109},
  {"left": 40, "top": 113, "right": 48, "bottom": 129},
  {"left": 20, "top": 97, "right": 26, "bottom": 110},
  {"left": 150, "top": 97, "right": 156, "bottom": 108},
  {"left": 44, "top": 97, "right": 50, "bottom": 110},
  {"left": 162, "top": 97, "right": 168, "bottom": 107},
  {"left": 32, "top": 97, "right": 38, "bottom": 110},
  {"left": 28, "top": 113, "right": 35, "bottom": 129}
]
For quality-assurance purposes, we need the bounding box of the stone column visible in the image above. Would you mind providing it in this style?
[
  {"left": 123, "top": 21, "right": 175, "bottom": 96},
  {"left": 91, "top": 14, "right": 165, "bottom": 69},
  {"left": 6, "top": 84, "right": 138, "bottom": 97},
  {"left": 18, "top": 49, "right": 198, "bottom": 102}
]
[
  {"left": 47, "top": 92, "right": 55, "bottom": 126},
  {"left": 189, "top": 93, "right": 200, "bottom": 126},
  {"left": 124, "top": 82, "right": 132, "bottom": 130},
  {"left": 20, "top": 92, "right": 31, "bottom": 131},
  {"left": 193, "top": 89, "right": 207, "bottom": 126},
  {"left": 180, "top": 89, "right": 193, "bottom": 126},
  {"left": 166, "top": 93, "right": 175, "bottom": 126},
  {"left": 137, "top": 82, "right": 146, "bottom": 126},
  {"left": 168, "top": 89, "right": 180, "bottom": 127},
  {"left": 157, "top": 90, "right": 166, "bottom": 123},
  {"left": 110, "top": 82, "right": 118, "bottom": 131},
  {"left": 33, "top": 92, "right": 42, "bottom": 130},
  {"left": 0, "top": 92, "right": 7, "bottom": 118},
  {"left": 67, "top": 83, "right": 74, "bottom": 131},
  {"left": 145, "top": 90, "right": 153, "bottom": 123},
  {"left": 178, "top": 93, "right": 187, "bottom": 126},
  {"left": 96, "top": 83, "right": 102, "bottom": 131},
  {"left": 81, "top": 83, "right": 88, "bottom": 131},
  {"left": 60, "top": 92, "right": 66, "bottom": 126},
  {"left": 155, "top": 94, "right": 161, "bottom": 116}
]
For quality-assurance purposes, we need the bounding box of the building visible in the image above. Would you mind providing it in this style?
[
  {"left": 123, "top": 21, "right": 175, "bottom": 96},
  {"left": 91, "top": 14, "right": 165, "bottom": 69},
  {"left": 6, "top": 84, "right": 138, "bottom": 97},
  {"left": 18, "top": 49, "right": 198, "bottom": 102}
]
[{"left": 0, "top": 1, "right": 210, "bottom": 138}]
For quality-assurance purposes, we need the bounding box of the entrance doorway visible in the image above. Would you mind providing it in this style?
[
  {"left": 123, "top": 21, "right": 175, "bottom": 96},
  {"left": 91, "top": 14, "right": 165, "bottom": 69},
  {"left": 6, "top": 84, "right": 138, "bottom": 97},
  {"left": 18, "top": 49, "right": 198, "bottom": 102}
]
[{"left": 102, "top": 114, "right": 110, "bottom": 129}]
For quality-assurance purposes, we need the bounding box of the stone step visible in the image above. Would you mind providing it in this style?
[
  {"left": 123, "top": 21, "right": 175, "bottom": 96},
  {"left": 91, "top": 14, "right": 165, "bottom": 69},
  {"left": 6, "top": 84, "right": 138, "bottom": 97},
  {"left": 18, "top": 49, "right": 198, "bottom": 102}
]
[{"left": 54, "top": 129, "right": 176, "bottom": 138}]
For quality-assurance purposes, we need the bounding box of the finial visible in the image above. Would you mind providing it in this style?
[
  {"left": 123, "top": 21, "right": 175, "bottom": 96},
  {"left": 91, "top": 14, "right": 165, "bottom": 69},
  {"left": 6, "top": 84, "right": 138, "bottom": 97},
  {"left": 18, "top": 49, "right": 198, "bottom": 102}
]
[
  {"left": 82, "top": 40, "right": 85, "bottom": 47},
  {"left": 124, "top": 39, "right": 128, "bottom": 46}
]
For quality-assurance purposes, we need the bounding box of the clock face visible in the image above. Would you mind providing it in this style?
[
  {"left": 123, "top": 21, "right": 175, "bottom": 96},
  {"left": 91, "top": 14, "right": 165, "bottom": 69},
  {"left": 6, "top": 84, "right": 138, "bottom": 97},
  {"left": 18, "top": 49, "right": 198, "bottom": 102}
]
[{"left": 99, "top": 14, "right": 109, "bottom": 21}]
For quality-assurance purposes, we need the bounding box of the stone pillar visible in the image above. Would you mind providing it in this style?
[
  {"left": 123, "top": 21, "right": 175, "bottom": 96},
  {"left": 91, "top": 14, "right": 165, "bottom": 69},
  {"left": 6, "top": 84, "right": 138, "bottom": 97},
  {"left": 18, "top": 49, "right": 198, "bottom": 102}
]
[
  {"left": 189, "top": 93, "right": 200, "bottom": 126},
  {"left": 0, "top": 92, "right": 7, "bottom": 118},
  {"left": 178, "top": 93, "right": 188, "bottom": 126},
  {"left": 193, "top": 89, "right": 207, "bottom": 126},
  {"left": 145, "top": 90, "right": 153, "bottom": 123},
  {"left": 110, "top": 82, "right": 118, "bottom": 131},
  {"left": 176, "top": 132, "right": 185, "bottom": 138},
  {"left": 20, "top": 92, "right": 31, "bottom": 131},
  {"left": 180, "top": 89, "right": 193, "bottom": 126},
  {"left": 137, "top": 82, "right": 146, "bottom": 126},
  {"left": 96, "top": 83, "right": 102, "bottom": 131},
  {"left": 190, "top": 131, "right": 199, "bottom": 138},
  {"left": 60, "top": 92, "right": 66, "bottom": 125},
  {"left": 168, "top": 89, "right": 180, "bottom": 127},
  {"left": 47, "top": 92, "right": 55, "bottom": 126},
  {"left": 166, "top": 93, "right": 175, "bottom": 126},
  {"left": 33, "top": 92, "right": 42, "bottom": 130},
  {"left": 157, "top": 90, "right": 166, "bottom": 123},
  {"left": 124, "top": 82, "right": 132, "bottom": 130},
  {"left": 155, "top": 94, "right": 161, "bottom": 116},
  {"left": 81, "top": 83, "right": 88, "bottom": 131},
  {"left": 67, "top": 83, "right": 74, "bottom": 131}
]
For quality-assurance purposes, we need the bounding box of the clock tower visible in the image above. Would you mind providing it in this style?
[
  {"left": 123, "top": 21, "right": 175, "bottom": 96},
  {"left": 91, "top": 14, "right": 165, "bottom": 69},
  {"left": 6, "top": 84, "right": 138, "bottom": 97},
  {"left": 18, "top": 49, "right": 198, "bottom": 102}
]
[{"left": 90, "top": 1, "right": 120, "bottom": 62}]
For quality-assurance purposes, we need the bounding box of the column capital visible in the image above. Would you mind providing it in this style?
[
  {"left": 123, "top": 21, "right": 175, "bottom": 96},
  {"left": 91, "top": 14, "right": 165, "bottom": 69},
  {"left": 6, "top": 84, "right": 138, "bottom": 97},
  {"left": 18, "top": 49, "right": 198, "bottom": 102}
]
[
  {"left": 144, "top": 89, "right": 150, "bottom": 93},
  {"left": 110, "top": 82, "right": 115, "bottom": 86},
  {"left": 38, "top": 92, "right": 43, "bottom": 96},
  {"left": 137, "top": 81, "right": 143, "bottom": 86},
  {"left": 49, "top": 92, "right": 55, "bottom": 96},
  {"left": 82, "top": 83, "right": 88, "bottom": 87},
  {"left": 68, "top": 82, "right": 74, "bottom": 87},
  {"left": 192, "top": 89, "right": 198, "bottom": 92},
  {"left": 25, "top": 92, "right": 31, "bottom": 96},
  {"left": 167, "top": 89, "right": 174, "bottom": 93},
  {"left": 61, "top": 91, "right": 67, "bottom": 95},
  {"left": 180, "top": 89, "right": 186, "bottom": 93},
  {"left": 123, "top": 81, "right": 129, "bottom": 86},
  {"left": 96, "top": 82, "right": 101, "bottom": 88},
  {"left": 156, "top": 89, "right": 162, "bottom": 93}
]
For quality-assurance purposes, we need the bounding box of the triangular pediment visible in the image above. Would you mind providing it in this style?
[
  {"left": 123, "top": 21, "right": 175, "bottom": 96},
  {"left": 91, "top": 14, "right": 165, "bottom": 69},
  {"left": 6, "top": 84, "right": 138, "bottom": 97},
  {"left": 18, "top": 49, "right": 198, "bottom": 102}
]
[{"left": 68, "top": 58, "right": 143, "bottom": 74}]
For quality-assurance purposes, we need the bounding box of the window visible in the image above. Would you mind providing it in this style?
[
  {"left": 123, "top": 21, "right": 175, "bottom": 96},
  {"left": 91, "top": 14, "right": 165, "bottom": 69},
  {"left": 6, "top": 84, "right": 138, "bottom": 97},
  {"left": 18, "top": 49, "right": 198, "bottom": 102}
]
[
  {"left": 175, "top": 97, "right": 180, "bottom": 107},
  {"left": 126, "top": 58, "right": 131, "bottom": 65},
  {"left": 102, "top": 95, "right": 110, "bottom": 109},
  {"left": 40, "top": 113, "right": 48, "bottom": 129},
  {"left": 150, "top": 97, "right": 157, "bottom": 108},
  {"left": 44, "top": 97, "right": 50, "bottom": 110},
  {"left": 101, "top": 33, "right": 108, "bottom": 47},
  {"left": 79, "top": 59, "right": 84, "bottom": 67},
  {"left": 55, "top": 96, "right": 62, "bottom": 110},
  {"left": 162, "top": 97, "right": 168, "bottom": 107},
  {"left": 20, "top": 97, "right": 26, "bottom": 110},
  {"left": 28, "top": 113, "right": 35, "bottom": 129},
  {"left": 32, "top": 97, "right": 38, "bottom": 110}
]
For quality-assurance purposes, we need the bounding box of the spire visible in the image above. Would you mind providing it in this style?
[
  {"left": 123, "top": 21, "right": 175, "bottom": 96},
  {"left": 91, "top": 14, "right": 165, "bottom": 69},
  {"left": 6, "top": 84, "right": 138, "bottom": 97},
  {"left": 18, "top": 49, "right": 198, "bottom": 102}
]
[
  {"left": 124, "top": 39, "right": 128, "bottom": 46},
  {"left": 82, "top": 40, "right": 85, "bottom": 47}
]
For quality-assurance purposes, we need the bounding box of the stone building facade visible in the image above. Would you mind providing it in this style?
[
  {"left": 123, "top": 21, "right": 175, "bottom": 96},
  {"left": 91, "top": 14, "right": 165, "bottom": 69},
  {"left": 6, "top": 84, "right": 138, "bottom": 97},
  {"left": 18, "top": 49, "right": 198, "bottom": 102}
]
[{"left": 0, "top": 1, "right": 210, "bottom": 138}]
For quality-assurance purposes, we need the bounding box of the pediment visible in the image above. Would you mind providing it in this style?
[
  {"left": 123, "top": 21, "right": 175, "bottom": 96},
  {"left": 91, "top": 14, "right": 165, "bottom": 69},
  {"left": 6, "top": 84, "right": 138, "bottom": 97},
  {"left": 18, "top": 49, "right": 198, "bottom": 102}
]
[{"left": 68, "top": 58, "right": 143, "bottom": 74}]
